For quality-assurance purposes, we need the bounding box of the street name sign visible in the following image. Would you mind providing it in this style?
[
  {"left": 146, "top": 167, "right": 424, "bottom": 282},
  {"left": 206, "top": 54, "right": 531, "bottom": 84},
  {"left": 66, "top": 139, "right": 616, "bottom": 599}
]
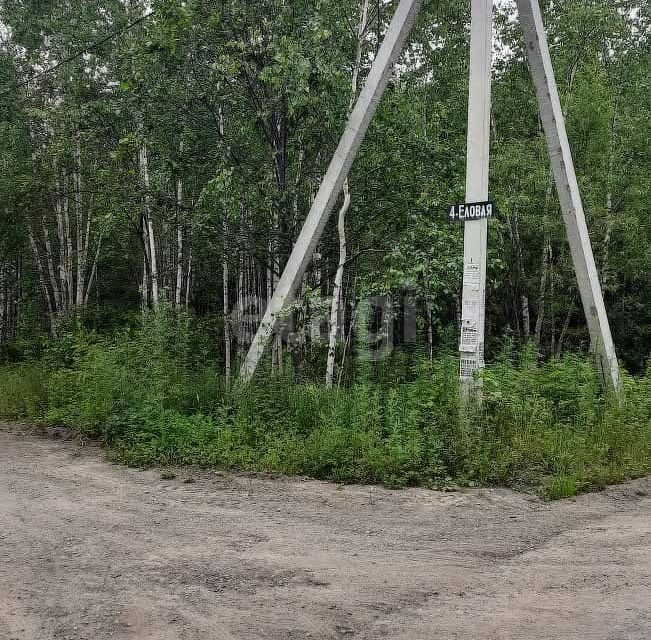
[{"left": 447, "top": 200, "right": 496, "bottom": 223}]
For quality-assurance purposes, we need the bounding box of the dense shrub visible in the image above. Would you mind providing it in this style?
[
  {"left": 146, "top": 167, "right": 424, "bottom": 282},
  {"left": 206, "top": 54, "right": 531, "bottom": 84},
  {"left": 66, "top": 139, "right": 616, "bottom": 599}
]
[
  {"left": 0, "top": 364, "right": 49, "bottom": 418},
  {"left": 0, "top": 315, "right": 648, "bottom": 499}
]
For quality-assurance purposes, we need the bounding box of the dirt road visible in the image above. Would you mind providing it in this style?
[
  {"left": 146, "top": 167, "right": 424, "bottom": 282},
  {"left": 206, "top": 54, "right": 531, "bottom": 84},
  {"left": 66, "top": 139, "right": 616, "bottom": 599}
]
[{"left": 0, "top": 422, "right": 649, "bottom": 640}]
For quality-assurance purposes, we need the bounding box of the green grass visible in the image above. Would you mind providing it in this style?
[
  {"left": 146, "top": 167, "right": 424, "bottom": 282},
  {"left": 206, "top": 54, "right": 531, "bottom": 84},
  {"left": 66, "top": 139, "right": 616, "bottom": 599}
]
[
  {"left": 0, "top": 317, "right": 649, "bottom": 500},
  {"left": 0, "top": 364, "right": 49, "bottom": 418}
]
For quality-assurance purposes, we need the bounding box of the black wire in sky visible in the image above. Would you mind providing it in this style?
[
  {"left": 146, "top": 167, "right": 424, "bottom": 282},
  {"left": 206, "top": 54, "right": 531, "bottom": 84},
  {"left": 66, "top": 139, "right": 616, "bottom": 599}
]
[{"left": 1, "top": 11, "right": 155, "bottom": 97}]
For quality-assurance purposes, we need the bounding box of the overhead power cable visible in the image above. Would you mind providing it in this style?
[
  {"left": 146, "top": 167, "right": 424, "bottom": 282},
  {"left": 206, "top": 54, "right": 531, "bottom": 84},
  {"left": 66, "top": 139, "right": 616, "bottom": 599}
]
[{"left": 1, "top": 11, "right": 154, "bottom": 97}]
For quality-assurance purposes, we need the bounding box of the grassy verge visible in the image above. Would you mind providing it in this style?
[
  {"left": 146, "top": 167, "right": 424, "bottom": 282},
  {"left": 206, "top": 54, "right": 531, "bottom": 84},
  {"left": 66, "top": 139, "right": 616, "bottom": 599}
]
[
  {"left": 0, "top": 363, "right": 49, "bottom": 418},
  {"left": 1, "top": 317, "right": 649, "bottom": 499}
]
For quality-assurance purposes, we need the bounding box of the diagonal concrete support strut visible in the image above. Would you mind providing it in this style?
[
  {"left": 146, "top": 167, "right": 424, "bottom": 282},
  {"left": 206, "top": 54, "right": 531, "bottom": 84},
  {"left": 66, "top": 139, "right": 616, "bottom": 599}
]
[
  {"left": 515, "top": 0, "right": 621, "bottom": 391},
  {"left": 240, "top": 0, "right": 423, "bottom": 382}
]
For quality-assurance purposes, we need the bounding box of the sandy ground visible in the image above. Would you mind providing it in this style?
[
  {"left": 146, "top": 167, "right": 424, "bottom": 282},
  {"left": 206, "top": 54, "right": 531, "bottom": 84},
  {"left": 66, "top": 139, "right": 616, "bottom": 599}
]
[{"left": 0, "top": 422, "right": 649, "bottom": 640}]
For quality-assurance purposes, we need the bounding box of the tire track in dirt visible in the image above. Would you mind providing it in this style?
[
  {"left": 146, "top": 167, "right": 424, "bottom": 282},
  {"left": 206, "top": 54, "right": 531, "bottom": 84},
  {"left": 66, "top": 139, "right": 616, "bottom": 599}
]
[{"left": 0, "top": 423, "right": 648, "bottom": 640}]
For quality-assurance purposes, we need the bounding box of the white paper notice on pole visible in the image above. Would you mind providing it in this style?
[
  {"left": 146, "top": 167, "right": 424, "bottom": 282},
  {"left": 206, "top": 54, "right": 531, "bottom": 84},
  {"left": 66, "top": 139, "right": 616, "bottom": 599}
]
[
  {"left": 463, "top": 299, "right": 480, "bottom": 318},
  {"left": 461, "top": 320, "right": 479, "bottom": 350},
  {"left": 464, "top": 263, "right": 481, "bottom": 292},
  {"left": 460, "top": 354, "right": 478, "bottom": 378}
]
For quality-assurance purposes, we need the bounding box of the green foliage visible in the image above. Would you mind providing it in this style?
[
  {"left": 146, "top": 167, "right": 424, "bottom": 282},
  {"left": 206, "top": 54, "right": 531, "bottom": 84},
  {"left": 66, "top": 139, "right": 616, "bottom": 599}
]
[
  {"left": 1, "top": 0, "right": 648, "bottom": 373},
  {"left": 0, "top": 364, "right": 49, "bottom": 418},
  {"left": 456, "top": 354, "right": 650, "bottom": 498},
  {"left": 42, "top": 310, "right": 223, "bottom": 437},
  {"left": 1, "top": 320, "right": 648, "bottom": 499}
]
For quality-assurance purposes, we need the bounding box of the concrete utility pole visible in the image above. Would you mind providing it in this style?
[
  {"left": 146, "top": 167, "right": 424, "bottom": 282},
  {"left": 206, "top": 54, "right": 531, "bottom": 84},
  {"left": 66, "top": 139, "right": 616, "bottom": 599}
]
[
  {"left": 459, "top": 0, "right": 493, "bottom": 389},
  {"left": 240, "top": 0, "right": 620, "bottom": 393},
  {"left": 240, "top": 0, "right": 423, "bottom": 382},
  {"left": 515, "top": 0, "right": 621, "bottom": 391}
]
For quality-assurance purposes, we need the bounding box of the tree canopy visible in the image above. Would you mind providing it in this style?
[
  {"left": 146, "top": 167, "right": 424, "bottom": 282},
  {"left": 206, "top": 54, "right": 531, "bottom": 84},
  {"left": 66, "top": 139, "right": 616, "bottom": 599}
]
[{"left": 0, "top": 0, "right": 649, "bottom": 373}]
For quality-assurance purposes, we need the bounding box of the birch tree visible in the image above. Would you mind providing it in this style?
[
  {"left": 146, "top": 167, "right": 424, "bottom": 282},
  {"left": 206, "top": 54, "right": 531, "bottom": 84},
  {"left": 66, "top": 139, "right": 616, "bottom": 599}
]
[{"left": 325, "top": 0, "right": 372, "bottom": 388}]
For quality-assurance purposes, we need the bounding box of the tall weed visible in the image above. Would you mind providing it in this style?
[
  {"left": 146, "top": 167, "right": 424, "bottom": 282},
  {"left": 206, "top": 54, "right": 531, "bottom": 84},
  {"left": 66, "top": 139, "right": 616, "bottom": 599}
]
[{"left": 0, "top": 317, "right": 648, "bottom": 499}]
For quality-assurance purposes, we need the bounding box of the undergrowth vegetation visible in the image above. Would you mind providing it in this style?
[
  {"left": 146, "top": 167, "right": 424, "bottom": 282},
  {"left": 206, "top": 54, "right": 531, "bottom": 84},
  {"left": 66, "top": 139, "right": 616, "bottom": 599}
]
[{"left": 0, "top": 312, "right": 649, "bottom": 500}]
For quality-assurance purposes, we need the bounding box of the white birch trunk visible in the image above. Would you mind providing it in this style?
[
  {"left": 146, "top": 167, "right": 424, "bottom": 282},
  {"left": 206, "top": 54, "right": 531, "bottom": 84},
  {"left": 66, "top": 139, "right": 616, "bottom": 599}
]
[
  {"left": 0, "top": 263, "right": 6, "bottom": 341},
  {"left": 142, "top": 253, "right": 149, "bottom": 311},
  {"left": 267, "top": 239, "right": 276, "bottom": 370},
  {"left": 82, "top": 195, "right": 93, "bottom": 305},
  {"left": 534, "top": 172, "right": 554, "bottom": 346},
  {"left": 175, "top": 157, "right": 184, "bottom": 308},
  {"left": 601, "top": 104, "right": 617, "bottom": 289},
  {"left": 237, "top": 206, "right": 246, "bottom": 356},
  {"left": 28, "top": 226, "right": 53, "bottom": 319},
  {"left": 63, "top": 175, "right": 74, "bottom": 310},
  {"left": 42, "top": 219, "right": 61, "bottom": 315},
  {"left": 223, "top": 221, "right": 232, "bottom": 384},
  {"left": 54, "top": 173, "right": 69, "bottom": 312},
  {"left": 141, "top": 216, "right": 150, "bottom": 311},
  {"left": 139, "top": 140, "right": 159, "bottom": 308},
  {"left": 74, "top": 133, "right": 85, "bottom": 307},
  {"left": 325, "top": 182, "right": 350, "bottom": 388},
  {"left": 184, "top": 246, "right": 192, "bottom": 308},
  {"left": 84, "top": 235, "right": 102, "bottom": 305},
  {"left": 325, "top": 0, "right": 370, "bottom": 388},
  {"left": 534, "top": 239, "right": 551, "bottom": 347}
]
